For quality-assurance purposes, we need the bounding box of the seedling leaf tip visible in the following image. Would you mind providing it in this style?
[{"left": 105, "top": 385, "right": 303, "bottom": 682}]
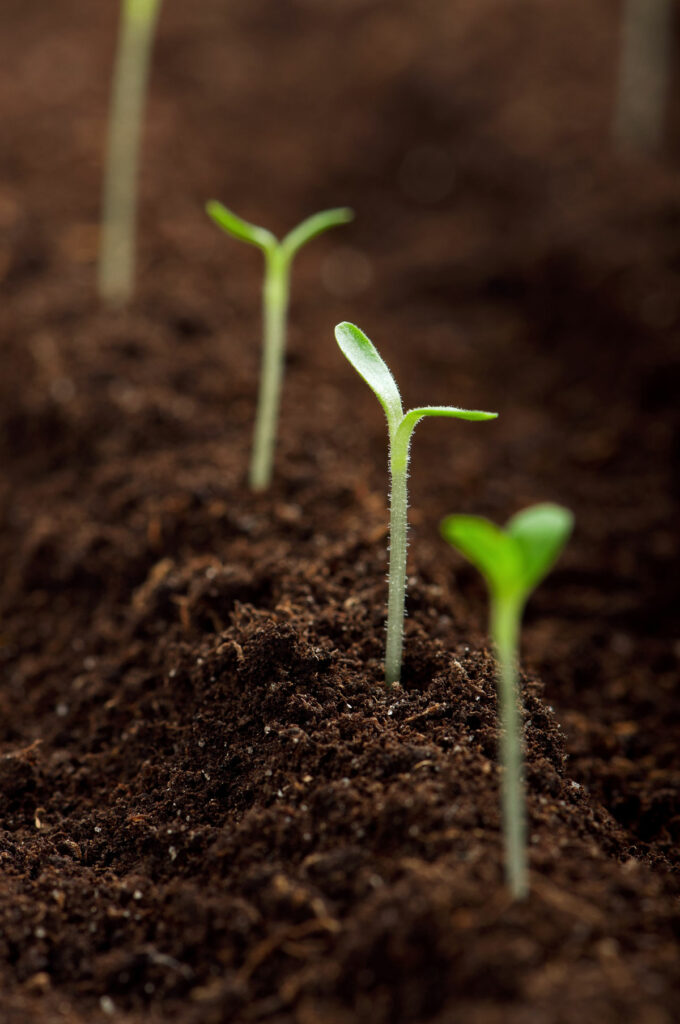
[
  {"left": 205, "top": 201, "right": 276, "bottom": 251},
  {"left": 507, "top": 504, "right": 573, "bottom": 594},
  {"left": 281, "top": 207, "right": 355, "bottom": 259},
  {"left": 334, "top": 320, "right": 403, "bottom": 434}
]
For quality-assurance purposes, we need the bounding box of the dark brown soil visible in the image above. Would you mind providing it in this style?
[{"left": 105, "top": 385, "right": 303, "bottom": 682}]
[{"left": 1, "top": 1, "right": 679, "bottom": 1022}]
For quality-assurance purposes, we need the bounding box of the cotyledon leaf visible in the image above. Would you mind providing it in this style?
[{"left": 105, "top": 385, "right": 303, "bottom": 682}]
[
  {"left": 335, "top": 322, "right": 403, "bottom": 437},
  {"left": 205, "top": 200, "right": 276, "bottom": 251}
]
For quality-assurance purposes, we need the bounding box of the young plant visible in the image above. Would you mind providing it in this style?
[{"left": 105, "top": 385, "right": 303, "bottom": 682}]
[
  {"left": 440, "top": 503, "right": 573, "bottom": 900},
  {"left": 98, "top": 0, "right": 163, "bottom": 306},
  {"left": 335, "top": 322, "right": 497, "bottom": 688},
  {"left": 207, "top": 202, "right": 354, "bottom": 492}
]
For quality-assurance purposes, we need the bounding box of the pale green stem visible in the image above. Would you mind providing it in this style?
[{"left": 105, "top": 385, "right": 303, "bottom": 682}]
[
  {"left": 614, "top": 0, "right": 674, "bottom": 152},
  {"left": 98, "top": 0, "right": 162, "bottom": 306},
  {"left": 249, "top": 247, "right": 290, "bottom": 491},
  {"left": 491, "top": 595, "right": 528, "bottom": 900},
  {"left": 385, "top": 430, "right": 411, "bottom": 687}
]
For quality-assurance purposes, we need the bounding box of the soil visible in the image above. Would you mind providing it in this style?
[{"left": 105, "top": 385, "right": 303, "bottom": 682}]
[{"left": 1, "top": 1, "right": 679, "bottom": 1022}]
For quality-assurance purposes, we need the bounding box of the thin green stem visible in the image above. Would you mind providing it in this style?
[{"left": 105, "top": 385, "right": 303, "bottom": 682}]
[
  {"left": 385, "top": 430, "right": 410, "bottom": 687},
  {"left": 491, "top": 595, "right": 528, "bottom": 900},
  {"left": 249, "top": 247, "right": 290, "bottom": 491},
  {"left": 98, "top": 0, "right": 162, "bottom": 306}
]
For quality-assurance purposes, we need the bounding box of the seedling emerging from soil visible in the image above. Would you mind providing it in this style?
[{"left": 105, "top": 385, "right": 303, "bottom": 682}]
[
  {"left": 98, "top": 0, "right": 163, "bottom": 306},
  {"left": 335, "top": 322, "right": 497, "bottom": 687},
  {"left": 207, "top": 203, "right": 354, "bottom": 491},
  {"left": 440, "top": 503, "right": 573, "bottom": 900}
]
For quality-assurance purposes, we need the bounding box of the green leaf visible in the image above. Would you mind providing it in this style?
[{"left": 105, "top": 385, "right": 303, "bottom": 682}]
[
  {"left": 441, "top": 503, "right": 573, "bottom": 602},
  {"left": 335, "top": 322, "right": 403, "bottom": 435},
  {"left": 506, "top": 503, "right": 573, "bottom": 593},
  {"left": 281, "top": 207, "right": 354, "bottom": 260},
  {"left": 205, "top": 200, "right": 276, "bottom": 252},
  {"left": 406, "top": 406, "right": 498, "bottom": 423},
  {"left": 399, "top": 405, "right": 497, "bottom": 442},
  {"left": 440, "top": 515, "right": 522, "bottom": 596}
]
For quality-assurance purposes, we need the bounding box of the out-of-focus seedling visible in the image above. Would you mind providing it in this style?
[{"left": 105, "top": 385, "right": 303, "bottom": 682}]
[
  {"left": 614, "top": 0, "right": 673, "bottom": 153},
  {"left": 99, "top": 0, "right": 163, "bottom": 306},
  {"left": 335, "top": 321, "right": 497, "bottom": 688},
  {"left": 440, "top": 503, "right": 573, "bottom": 900},
  {"left": 207, "top": 202, "right": 354, "bottom": 491}
]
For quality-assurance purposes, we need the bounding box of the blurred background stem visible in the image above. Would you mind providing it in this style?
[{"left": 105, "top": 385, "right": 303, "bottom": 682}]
[
  {"left": 98, "top": 0, "right": 163, "bottom": 306},
  {"left": 615, "top": 0, "right": 674, "bottom": 153},
  {"left": 250, "top": 248, "right": 290, "bottom": 491}
]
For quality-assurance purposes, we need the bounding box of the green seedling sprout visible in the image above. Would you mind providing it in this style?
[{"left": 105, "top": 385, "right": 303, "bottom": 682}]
[
  {"left": 98, "top": 0, "right": 163, "bottom": 306},
  {"left": 207, "top": 202, "right": 354, "bottom": 492},
  {"left": 440, "top": 503, "right": 573, "bottom": 900},
  {"left": 335, "top": 322, "right": 497, "bottom": 688}
]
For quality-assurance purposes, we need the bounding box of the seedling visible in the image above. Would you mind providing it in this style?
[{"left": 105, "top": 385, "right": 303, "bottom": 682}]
[
  {"left": 207, "top": 203, "right": 354, "bottom": 491},
  {"left": 335, "top": 322, "right": 497, "bottom": 687},
  {"left": 99, "top": 0, "right": 163, "bottom": 306},
  {"left": 440, "top": 503, "right": 573, "bottom": 899}
]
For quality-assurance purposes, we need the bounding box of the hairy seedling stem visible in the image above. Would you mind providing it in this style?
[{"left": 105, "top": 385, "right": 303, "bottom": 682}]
[{"left": 335, "top": 321, "right": 497, "bottom": 686}]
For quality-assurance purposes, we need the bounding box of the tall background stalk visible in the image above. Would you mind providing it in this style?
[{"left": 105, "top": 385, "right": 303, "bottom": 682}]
[
  {"left": 98, "top": 0, "right": 163, "bottom": 306},
  {"left": 615, "top": 0, "right": 674, "bottom": 152}
]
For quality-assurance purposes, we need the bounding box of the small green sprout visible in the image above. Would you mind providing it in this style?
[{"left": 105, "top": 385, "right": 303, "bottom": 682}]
[
  {"left": 335, "top": 322, "right": 497, "bottom": 688},
  {"left": 99, "top": 0, "right": 163, "bottom": 306},
  {"left": 207, "top": 202, "right": 354, "bottom": 491},
  {"left": 440, "top": 503, "right": 573, "bottom": 900}
]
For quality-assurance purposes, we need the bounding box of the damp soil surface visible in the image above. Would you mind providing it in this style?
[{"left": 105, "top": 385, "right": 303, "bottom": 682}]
[{"left": 1, "top": 1, "right": 679, "bottom": 1022}]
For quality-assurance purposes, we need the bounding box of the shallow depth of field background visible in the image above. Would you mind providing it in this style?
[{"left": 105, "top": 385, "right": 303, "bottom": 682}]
[{"left": 1, "top": 3, "right": 679, "bottom": 1022}]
